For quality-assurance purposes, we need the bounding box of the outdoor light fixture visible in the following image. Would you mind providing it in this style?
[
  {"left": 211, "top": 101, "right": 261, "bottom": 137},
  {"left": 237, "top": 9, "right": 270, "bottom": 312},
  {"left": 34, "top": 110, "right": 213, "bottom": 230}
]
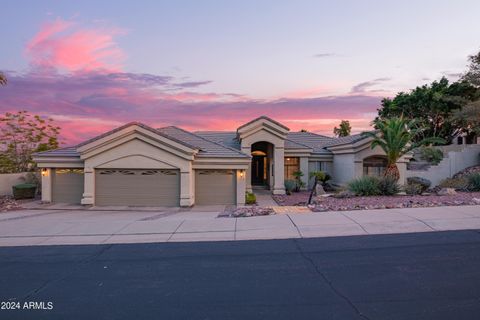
[
  {"left": 239, "top": 170, "right": 245, "bottom": 178},
  {"left": 41, "top": 168, "right": 47, "bottom": 176}
]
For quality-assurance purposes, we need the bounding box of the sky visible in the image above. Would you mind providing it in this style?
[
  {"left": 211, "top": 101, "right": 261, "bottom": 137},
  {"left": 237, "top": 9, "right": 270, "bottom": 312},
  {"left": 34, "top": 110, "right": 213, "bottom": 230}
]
[{"left": 0, "top": 0, "right": 479, "bottom": 145}]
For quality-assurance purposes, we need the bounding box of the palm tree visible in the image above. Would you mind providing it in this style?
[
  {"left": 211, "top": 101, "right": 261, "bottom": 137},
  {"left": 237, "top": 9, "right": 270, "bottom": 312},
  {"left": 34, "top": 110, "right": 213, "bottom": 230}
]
[
  {"left": 362, "top": 116, "right": 445, "bottom": 180},
  {"left": 0, "top": 72, "right": 6, "bottom": 86}
]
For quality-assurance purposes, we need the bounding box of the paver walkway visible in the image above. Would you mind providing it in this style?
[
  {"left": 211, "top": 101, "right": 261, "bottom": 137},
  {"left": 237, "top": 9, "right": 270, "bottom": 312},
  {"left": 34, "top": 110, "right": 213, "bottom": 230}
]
[{"left": 1, "top": 205, "right": 480, "bottom": 246}]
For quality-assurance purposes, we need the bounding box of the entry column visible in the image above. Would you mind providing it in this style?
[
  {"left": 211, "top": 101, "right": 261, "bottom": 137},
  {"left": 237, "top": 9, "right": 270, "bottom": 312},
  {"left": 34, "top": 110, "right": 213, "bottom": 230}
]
[{"left": 273, "top": 146, "right": 286, "bottom": 194}]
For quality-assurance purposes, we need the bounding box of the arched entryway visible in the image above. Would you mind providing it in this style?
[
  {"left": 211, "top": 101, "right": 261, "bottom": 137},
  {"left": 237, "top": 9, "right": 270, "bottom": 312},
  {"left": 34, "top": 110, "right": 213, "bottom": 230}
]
[{"left": 251, "top": 141, "right": 273, "bottom": 189}]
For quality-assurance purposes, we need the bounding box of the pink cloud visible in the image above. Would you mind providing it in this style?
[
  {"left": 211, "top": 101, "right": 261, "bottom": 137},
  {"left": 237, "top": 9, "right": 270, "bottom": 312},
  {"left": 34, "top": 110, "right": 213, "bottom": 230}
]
[
  {"left": 26, "top": 18, "right": 126, "bottom": 72},
  {"left": 0, "top": 18, "right": 389, "bottom": 145}
]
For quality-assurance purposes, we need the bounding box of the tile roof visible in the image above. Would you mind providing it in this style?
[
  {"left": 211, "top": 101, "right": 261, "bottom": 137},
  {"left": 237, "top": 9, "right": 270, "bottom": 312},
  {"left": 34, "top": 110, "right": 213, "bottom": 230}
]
[
  {"left": 157, "top": 126, "right": 249, "bottom": 158},
  {"left": 323, "top": 133, "right": 369, "bottom": 148},
  {"left": 34, "top": 146, "right": 80, "bottom": 157},
  {"left": 285, "top": 132, "right": 335, "bottom": 154}
]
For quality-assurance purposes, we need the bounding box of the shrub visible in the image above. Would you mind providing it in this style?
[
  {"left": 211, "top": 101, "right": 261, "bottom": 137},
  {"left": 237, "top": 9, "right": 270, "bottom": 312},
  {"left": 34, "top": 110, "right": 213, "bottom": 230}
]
[
  {"left": 292, "top": 171, "right": 305, "bottom": 192},
  {"left": 284, "top": 180, "right": 296, "bottom": 195},
  {"left": 245, "top": 192, "right": 256, "bottom": 205},
  {"left": 439, "top": 177, "right": 469, "bottom": 190},
  {"left": 406, "top": 177, "right": 431, "bottom": 195},
  {"left": 419, "top": 146, "right": 444, "bottom": 165},
  {"left": 12, "top": 183, "right": 37, "bottom": 200},
  {"left": 467, "top": 173, "right": 480, "bottom": 191},
  {"left": 404, "top": 183, "right": 423, "bottom": 195},
  {"left": 378, "top": 175, "right": 400, "bottom": 195},
  {"left": 348, "top": 176, "right": 380, "bottom": 196}
]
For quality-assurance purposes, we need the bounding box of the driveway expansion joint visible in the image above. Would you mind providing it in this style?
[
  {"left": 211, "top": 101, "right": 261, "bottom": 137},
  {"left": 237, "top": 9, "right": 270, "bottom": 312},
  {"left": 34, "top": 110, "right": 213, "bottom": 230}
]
[
  {"left": 167, "top": 220, "right": 186, "bottom": 242},
  {"left": 339, "top": 212, "right": 370, "bottom": 234},
  {"left": 286, "top": 214, "right": 303, "bottom": 238}
]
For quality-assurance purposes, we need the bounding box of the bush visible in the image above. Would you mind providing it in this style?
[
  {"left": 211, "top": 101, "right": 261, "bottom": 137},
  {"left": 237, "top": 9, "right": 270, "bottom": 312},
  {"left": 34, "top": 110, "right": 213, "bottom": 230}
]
[
  {"left": 404, "top": 183, "right": 423, "bottom": 195},
  {"left": 284, "top": 180, "right": 296, "bottom": 195},
  {"left": 467, "top": 173, "right": 480, "bottom": 191},
  {"left": 12, "top": 183, "right": 37, "bottom": 200},
  {"left": 378, "top": 175, "right": 400, "bottom": 195},
  {"left": 439, "top": 177, "right": 469, "bottom": 190},
  {"left": 292, "top": 171, "right": 305, "bottom": 192},
  {"left": 245, "top": 192, "right": 256, "bottom": 205},
  {"left": 348, "top": 176, "right": 380, "bottom": 196},
  {"left": 406, "top": 177, "right": 431, "bottom": 195},
  {"left": 419, "top": 146, "right": 444, "bottom": 165}
]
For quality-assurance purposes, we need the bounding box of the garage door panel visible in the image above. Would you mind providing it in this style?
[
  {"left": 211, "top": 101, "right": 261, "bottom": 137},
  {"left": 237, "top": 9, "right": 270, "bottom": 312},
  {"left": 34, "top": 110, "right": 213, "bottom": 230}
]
[
  {"left": 53, "top": 169, "right": 84, "bottom": 204},
  {"left": 195, "top": 170, "right": 236, "bottom": 205},
  {"left": 95, "top": 169, "right": 179, "bottom": 206}
]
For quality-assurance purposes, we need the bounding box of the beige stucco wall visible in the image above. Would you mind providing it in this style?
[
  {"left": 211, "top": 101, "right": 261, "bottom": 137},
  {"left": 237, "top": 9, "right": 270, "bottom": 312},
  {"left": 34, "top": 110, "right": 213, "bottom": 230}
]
[
  {"left": 81, "top": 138, "right": 194, "bottom": 206},
  {"left": 406, "top": 145, "right": 480, "bottom": 186},
  {"left": 0, "top": 172, "right": 29, "bottom": 196}
]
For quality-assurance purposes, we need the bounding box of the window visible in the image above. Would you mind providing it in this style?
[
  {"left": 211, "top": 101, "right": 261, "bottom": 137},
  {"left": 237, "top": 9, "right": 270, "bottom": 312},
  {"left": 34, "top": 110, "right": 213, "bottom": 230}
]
[
  {"left": 363, "top": 156, "right": 387, "bottom": 177},
  {"left": 284, "top": 157, "right": 299, "bottom": 180}
]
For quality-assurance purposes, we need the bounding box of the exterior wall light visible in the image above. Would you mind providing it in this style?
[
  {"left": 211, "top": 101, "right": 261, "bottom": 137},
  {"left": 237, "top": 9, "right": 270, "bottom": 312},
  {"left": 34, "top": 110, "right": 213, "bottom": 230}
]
[
  {"left": 239, "top": 170, "right": 245, "bottom": 178},
  {"left": 41, "top": 168, "right": 48, "bottom": 176}
]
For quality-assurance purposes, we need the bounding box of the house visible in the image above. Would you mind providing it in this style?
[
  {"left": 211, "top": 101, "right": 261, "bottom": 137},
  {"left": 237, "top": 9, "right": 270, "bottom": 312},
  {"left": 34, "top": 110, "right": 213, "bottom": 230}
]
[{"left": 33, "top": 116, "right": 409, "bottom": 207}]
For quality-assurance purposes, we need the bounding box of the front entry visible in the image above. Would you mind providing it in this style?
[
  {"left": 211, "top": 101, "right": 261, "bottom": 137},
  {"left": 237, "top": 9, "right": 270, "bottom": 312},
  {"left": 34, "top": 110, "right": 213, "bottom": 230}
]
[{"left": 251, "top": 155, "right": 268, "bottom": 185}]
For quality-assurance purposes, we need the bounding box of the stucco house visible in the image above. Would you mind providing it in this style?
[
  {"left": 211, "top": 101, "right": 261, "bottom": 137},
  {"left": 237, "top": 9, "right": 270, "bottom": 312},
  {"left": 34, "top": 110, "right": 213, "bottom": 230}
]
[{"left": 33, "top": 116, "right": 409, "bottom": 207}]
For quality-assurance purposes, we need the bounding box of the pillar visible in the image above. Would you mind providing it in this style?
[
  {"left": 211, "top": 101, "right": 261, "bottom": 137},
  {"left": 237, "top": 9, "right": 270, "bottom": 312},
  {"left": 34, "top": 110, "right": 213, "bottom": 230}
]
[
  {"left": 81, "top": 167, "right": 94, "bottom": 205},
  {"left": 273, "top": 147, "right": 285, "bottom": 194},
  {"left": 41, "top": 168, "right": 52, "bottom": 203},
  {"left": 236, "top": 169, "right": 246, "bottom": 205},
  {"left": 299, "top": 157, "right": 309, "bottom": 190}
]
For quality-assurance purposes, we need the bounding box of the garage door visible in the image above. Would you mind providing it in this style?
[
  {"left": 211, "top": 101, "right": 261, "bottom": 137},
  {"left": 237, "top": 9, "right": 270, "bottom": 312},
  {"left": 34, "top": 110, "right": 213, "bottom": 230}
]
[
  {"left": 52, "top": 169, "right": 84, "bottom": 204},
  {"left": 195, "top": 170, "right": 236, "bottom": 205},
  {"left": 95, "top": 169, "right": 180, "bottom": 206}
]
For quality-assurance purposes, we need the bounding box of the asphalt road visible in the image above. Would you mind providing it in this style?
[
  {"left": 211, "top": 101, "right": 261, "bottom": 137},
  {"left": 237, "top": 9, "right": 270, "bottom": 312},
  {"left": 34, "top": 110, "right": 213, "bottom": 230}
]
[{"left": 1, "top": 230, "right": 480, "bottom": 320}]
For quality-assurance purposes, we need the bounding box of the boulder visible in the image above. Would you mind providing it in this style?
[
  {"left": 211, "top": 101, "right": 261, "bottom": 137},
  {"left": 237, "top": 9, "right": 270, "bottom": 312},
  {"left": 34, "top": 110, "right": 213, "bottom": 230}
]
[
  {"left": 436, "top": 188, "right": 457, "bottom": 196},
  {"left": 315, "top": 184, "right": 326, "bottom": 195},
  {"left": 472, "top": 198, "right": 480, "bottom": 205},
  {"left": 406, "top": 177, "right": 431, "bottom": 195}
]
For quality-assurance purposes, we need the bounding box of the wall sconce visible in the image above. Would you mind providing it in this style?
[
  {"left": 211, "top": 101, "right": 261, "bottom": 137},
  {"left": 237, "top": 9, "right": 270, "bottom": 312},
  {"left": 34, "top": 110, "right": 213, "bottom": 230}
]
[
  {"left": 239, "top": 170, "right": 245, "bottom": 178},
  {"left": 41, "top": 168, "right": 48, "bottom": 177}
]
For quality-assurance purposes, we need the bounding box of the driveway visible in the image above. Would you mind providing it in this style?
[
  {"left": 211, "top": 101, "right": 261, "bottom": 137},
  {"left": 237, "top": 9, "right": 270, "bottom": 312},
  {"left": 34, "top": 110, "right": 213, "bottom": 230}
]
[{"left": 1, "top": 205, "right": 480, "bottom": 246}]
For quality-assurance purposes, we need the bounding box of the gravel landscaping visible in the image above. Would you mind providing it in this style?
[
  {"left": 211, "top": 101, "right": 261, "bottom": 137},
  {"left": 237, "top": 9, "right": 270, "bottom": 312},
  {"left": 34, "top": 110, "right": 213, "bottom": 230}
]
[
  {"left": 273, "top": 191, "right": 480, "bottom": 212},
  {"left": 0, "top": 196, "right": 22, "bottom": 212}
]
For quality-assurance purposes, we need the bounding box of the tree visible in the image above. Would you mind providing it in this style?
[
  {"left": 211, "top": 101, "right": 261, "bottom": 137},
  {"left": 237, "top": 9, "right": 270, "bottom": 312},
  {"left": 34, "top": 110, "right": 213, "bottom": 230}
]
[
  {"left": 300, "top": 129, "right": 308, "bottom": 132},
  {"left": 0, "top": 111, "right": 61, "bottom": 173},
  {"left": 0, "top": 72, "right": 6, "bottom": 86},
  {"left": 333, "top": 120, "right": 351, "bottom": 137},
  {"left": 462, "top": 50, "right": 480, "bottom": 87},
  {"left": 362, "top": 117, "right": 445, "bottom": 180},
  {"left": 451, "top": 100, "right": 480, "bottom": 136},
  {"left": 375, "top": 77, "right": 478, "bottom": 143}
]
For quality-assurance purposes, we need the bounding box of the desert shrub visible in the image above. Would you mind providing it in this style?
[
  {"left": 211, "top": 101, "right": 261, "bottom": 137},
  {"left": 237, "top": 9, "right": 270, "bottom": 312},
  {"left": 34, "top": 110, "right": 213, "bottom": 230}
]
[
  {"left": 284, "top": 180, "right": 296, "bottom": 195},
  {"left": 404, "top": 183, "right": 423, "bottom": 195},
  {"left": 467, "top": 173, "right": 480, "bottom": 191},
  {"left": 439, "top": 177, "right": 469, "bottom": 190},
  {"left": 347, "top": 176, "right": 380, "bottom": 196},
  {"left": 292, "top": 171, "right": 305, "bottom": 192},
  {"left": 245, "top": 192, "right": 256, "bottom": 205},
  {"left": 406, "top": 177, "right": 431, "bottom": 195},
  {"left": 378, "top": 175, "right": 400, "bottom": 195},
  {"left": 419, "top": 146, "right": 444, "bottom": 165}
]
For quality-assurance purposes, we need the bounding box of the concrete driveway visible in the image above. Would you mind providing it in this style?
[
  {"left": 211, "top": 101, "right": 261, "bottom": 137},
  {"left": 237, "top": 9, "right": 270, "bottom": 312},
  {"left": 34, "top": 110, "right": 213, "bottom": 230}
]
[{"left": 1, "top": 205, "right": 480, "bottom": 246}]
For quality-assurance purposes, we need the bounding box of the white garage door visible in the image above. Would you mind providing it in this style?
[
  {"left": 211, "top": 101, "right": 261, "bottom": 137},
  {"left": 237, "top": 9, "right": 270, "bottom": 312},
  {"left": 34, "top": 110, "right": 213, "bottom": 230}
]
[
  {"left": 195, "top": 170, "right": 236, "bottom": 205},
  {"left": 52, "top": 169, "right": 84, "bottom": 204},
  {"left": 95, "top": 169, "right": 180, "bottom": 207}
]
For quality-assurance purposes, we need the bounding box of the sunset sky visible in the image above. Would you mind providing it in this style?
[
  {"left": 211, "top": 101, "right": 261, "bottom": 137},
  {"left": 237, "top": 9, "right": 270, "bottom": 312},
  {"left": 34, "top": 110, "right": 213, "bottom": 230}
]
[{"left": 1, "top": 0, "right": 479, "bottom": 145}]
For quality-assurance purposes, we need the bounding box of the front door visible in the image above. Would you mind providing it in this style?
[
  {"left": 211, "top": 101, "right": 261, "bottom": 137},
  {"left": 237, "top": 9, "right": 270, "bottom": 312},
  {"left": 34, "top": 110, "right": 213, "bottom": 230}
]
[{"left": 252, "top": 155, "right": 267, "bottom": 185}]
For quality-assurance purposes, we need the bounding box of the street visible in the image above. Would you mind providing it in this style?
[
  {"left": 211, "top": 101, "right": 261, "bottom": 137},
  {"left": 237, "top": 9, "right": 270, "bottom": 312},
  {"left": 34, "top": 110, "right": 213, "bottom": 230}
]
[{"left": 1, "top": 230, "right": 480, "bottom": 319}]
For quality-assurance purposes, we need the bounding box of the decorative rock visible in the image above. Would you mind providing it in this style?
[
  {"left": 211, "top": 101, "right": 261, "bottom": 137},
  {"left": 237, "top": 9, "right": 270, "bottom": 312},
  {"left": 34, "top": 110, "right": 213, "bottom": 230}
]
[
  {"left": 315, "top": 184, "right": 326, "bottom": 195},
  {"left": 473, "top": 198, "right": 480, "bottom": 204},
  {"left": 333, "top": 190, "right": 356, "bottom": 199},
  {"left": 436, "top": 188, "right": 457, "bottom": 196}
]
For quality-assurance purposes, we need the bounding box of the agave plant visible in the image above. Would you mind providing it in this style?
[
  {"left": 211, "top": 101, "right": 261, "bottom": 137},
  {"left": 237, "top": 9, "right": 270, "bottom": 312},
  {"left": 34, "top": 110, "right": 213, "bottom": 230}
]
[{"left": 363, "top": 117, "right": 445, "bottom": 180}]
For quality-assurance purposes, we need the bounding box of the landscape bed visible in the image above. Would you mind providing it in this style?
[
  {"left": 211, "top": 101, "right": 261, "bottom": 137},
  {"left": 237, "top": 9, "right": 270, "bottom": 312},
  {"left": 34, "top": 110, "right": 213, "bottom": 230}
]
[{"left": 273, "top": 191, "right": 480, "bottom": 212}]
